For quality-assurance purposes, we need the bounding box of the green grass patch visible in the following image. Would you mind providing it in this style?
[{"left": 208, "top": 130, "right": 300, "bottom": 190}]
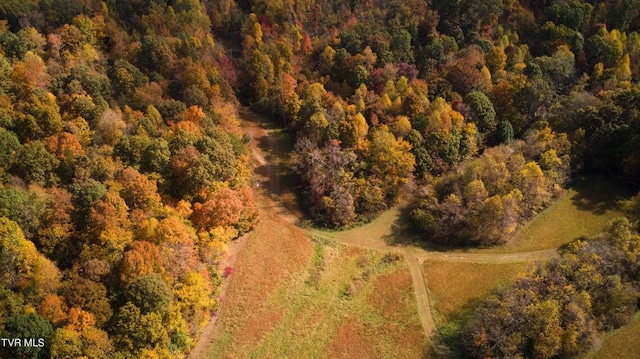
[
  {"left": 470, "top": 175, "right": 635, "bottom": 254},
  {"left": 423, "top": 260, "right": 533, "bottom": 352}
]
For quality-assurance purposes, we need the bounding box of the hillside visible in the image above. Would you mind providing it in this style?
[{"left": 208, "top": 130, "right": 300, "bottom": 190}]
[{"left": 1, "top": 0, "right": 640, "bottom": 358}]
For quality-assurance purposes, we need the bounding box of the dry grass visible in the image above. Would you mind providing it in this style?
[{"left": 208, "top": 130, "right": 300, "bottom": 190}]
[
  {"left": 365, "top": 268, "right": 428, "bottom": 358},
  {"left": 328, "top": 322, "right": 378, "bottom": 359},
  {"left": 423, "top": 261, "right": 532, "bottom": 322},
  {"left": 205, "top": 213, "right": 313, "bottom": 358},
  {"left": 207, "top": 229, "right": 429, "bottom": 358},
  {"left": 584, "top": 313, "right": 640, "bottom": 359}
]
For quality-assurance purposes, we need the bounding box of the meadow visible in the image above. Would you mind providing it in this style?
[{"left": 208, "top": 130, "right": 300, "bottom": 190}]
[{"left": 206, "top": 226, "right": 428, "bottom": 358}]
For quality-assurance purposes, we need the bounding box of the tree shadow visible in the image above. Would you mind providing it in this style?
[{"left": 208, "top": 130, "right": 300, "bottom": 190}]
[
  {"left": 382, "top": 174, "right": 638, "bottom": 253},
  {"left": 381, "top": 206, "right": 468, "bottom": 253},
  {"left": 569, "top": 174, "right": 636, "bottom": 215}
]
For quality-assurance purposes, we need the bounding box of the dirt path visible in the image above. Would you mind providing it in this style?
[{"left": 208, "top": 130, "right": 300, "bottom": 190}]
[
  {"left": 188, "top": 107, "right": 307, "bottom": 359},
  {"left": 404, "top": 251, "right": 437, "bottom": 341},
  {"left": 188, "top": 234, "right": 248, "bottom": 359},
  {"left": 192, "top": 106, "right": 558, "bottom": 358}
]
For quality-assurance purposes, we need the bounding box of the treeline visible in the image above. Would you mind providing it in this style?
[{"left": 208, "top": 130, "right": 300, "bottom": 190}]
[
  {"left": 409, "top": 125, "right": 570, "bottom": 246},
  {"left": 222, "top": 0, "right": 640, "bottom": 230},
  {"left": 0, "top": 1, "right": 256, "bottom": 358},
  {"left": 463, "top": 215, "right": 640, "bottom": 358}
]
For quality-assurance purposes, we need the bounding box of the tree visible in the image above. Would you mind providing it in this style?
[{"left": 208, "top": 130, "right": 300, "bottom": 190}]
[
  {"left": 118, "top": 241, "right": 160, "bottom": 284},
  {"left": 141, "top": 138, "right": 170, "bottom": 174},
  {"left": 0, "top": 128, "right": 20, "bottom": 174},
  {"left": 70, "top": 179, "right": 107, "bottom": 226},
  {"left": 12, "top": 51, "right": 49, "bottom": 90},
  {"left": 292, "top": 138, "right": 359, "bottom": 227},
  {"left": 169, "top": 132, "right": 238, "bottom": 199},
  {"left": 485, "top": 46, "right": 507, "bottom": 75},
  {"left": 1, "top": 313, "right": 53, "bottom": 359},
  {"left": 50, "top": 328, "right": 82, "bottom": 359},
  {"left": 497, "top": 120, "right": 514, "bottom": 144},
  {"left": 38, "top": 294, "right": 68, "bottom": 327},
  {"left": 174, "top": 270, "right": 215, "bottom": 320},
  {"left": 191, "top": 187, "right": 244, "bottom": 231},
  {"left": 80, "top": 326, "right": 112, "bottom": 359},
  {"left": 111, "top": 302, "right": 168, "bottom": 354},
  {"left": 85, "top": 189, "right": 132, "bottom": 258},
  {"left": 62, "top": 277, "right": 112, "bottom": 327},
  {"left": 0, "top": 217, "right": 39, "bottom": 289},
  {"left": 12, "top": 140, "right": 59, "bottom": 185},
  {"left": 464, "top": 91, "right": 496, "bottom": 135},
  {"left": 64, "top": 307, "right": 95, "bottom": 332},
  {"left": 446, "top": 46, "right": 488, "bottom": 95},
  {"left": 36, "top": 187, "right": 75, "bottom": 260},
  {"left": 14, "top": 89, "right": 62, "bottom": 141},
  {"left": 125, "top": 273, "right": 172, "bottom": 316},
  {"left": 118, "top": 167, "right": 162, "bottom": 213},
  {"left": 155, "top": 216, "right": 200, "bottom": 280},
  {"left": 0, "top": 187, "right": 46, "bottom": 240},
  {"left": 96, "top": 109, "right": 126, "bottom": 146},
  {"left": 367, "top": 126, "right": 415, "bottom": 201},
  {"left": 516, "top": 161, "right": 549, "bottom": 214}
]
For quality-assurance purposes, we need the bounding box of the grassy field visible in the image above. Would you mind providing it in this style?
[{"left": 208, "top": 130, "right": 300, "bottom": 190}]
[
  {"left": 471, "top": 175, "right": 635, "bottom": 254},
  {"left": 207, "top": 229, "right": 429, "bottom": 358},
  {"left": 423, "top": 260, "right": 534, "bottom": 352},
  {"left": 582, "top": 313, "right": 640, "bottom": 359}
]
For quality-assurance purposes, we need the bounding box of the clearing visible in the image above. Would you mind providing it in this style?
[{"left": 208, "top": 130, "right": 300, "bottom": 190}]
[
  {"left": 194, "top": 105, "right": 637, "bottom": 358},
  {"left": 212, "top": 240, "right": 428, "bottom": 358},
  {"left": 199, "top": 109, "right": 429, "bottom": 358}
]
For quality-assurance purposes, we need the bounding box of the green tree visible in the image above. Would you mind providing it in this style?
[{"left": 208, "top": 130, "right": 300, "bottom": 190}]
[
  {"left": 111, "top": 302, "right": 169, "bottom": 354},
  {"left": 125, "top": 273, "right": 172, "bottom": 316},
  {"left": 15, "top": 89, "right": 62, "bottom": 141},
  {"left": 13, "top": 141, "right": 59, "bottom": 185},
  {"left": 464, "top": 91, "right": 496, "bottom": 135},
  {"left": 50, "top": 328, "right": 82, "bottom": 359},
  {"left": 0, "top": 187, "right": 46, "bottom": 240},
  {"left": 1, "top": 313, "right": 53, "bottom": 359}
]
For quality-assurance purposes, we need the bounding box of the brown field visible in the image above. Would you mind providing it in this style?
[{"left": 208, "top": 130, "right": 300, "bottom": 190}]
[
  {"left": 204, "top": 209, "right": 313, "bottom": 357},
  {"left": 206, "top": 226, "right": 429, "bottom": 358}
]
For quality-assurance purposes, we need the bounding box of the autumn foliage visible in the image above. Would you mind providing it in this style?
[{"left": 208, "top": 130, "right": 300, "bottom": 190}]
[{"left": 0, "top": 1, "right": 255, "bottom": 358}]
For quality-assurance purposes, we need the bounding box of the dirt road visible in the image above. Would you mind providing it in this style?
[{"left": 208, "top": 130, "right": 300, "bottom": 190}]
[{"left": 191, "top": 106, "right": 557, "bottom": 357}]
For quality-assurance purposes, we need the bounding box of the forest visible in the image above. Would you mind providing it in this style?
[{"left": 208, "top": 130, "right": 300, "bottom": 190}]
[
  {"left": 0, "top": 1, "right": 257, "bottom": 358},
  {"left": 0, "top": 0, "right": 640, "bottom": 358}
]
